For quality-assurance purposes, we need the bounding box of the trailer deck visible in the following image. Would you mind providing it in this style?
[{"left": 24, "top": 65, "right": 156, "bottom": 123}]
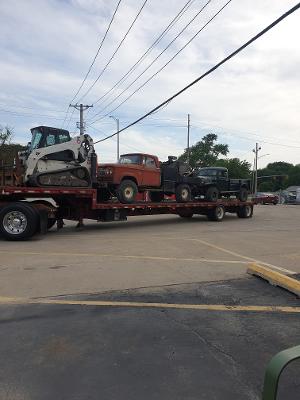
[{"left": 0, "top": 185, "right": 254, "bottom": 240}]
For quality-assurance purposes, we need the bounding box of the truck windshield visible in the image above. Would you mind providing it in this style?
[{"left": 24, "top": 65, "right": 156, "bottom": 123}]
[
  {"left": 119, "top": 155, "right": 141, "bottom": 165},
  {"left": 29, "top": 129, "right": 43, "bottom": 151},
  {"left": 197, "top": 169, "right": 218, "bottom": 177}
]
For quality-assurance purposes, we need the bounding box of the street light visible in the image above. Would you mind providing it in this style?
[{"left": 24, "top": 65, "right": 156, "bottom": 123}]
[
  {"left": 252, "top": 143, "right": 261, "bottom": 196},
  {"left": 109, "top": 115, "right": 120, "bottom": 161},
  {"left": 258, "top": 153, "right": 270, "bottom": 160}
]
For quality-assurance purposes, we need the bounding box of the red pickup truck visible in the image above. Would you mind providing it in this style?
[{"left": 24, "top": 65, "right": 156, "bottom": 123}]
[{"left": 97, "top": 153, "right": 162, "bottom": 203}]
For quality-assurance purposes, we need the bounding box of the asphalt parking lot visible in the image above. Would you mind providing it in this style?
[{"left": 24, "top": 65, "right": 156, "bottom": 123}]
[{"left": 0, "top": 205, "right": 299, "bottom": 399}]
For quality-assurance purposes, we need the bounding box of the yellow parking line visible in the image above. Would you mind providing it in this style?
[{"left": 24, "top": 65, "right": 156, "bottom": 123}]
[
  {"left": 0, "top": 296, "right": 299, "bottom": 313},
  {"left": 0, "top": 250, "right": 249, "bottom": 264},
  {"left": 155, "top": 236, "right": 296, "bottom": 275}
]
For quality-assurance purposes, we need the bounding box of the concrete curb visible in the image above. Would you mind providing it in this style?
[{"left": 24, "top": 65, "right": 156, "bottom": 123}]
[{"left": 247, "top": 263, "right": 300, "bottom": 297}]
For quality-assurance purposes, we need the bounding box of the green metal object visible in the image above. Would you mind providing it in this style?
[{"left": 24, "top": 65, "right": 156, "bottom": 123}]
[{"left": 262, "top": 345, "right": 300, "bottom": 400}]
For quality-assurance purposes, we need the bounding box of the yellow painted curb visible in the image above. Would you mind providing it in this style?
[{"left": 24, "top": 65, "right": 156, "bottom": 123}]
[{"left": 248, "top": 263, "right": 300, "bottom": 297}]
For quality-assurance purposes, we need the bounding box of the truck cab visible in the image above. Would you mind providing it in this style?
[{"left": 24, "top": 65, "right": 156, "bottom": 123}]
[
  {"left": 97, "top": 153, "right": 161, "bottom": 203},
  {"left": 191, "top": 166, "right": 250, "bottom": 201},
  {"left": 194, "top": 167, "right": 230, "bottom": 191}
]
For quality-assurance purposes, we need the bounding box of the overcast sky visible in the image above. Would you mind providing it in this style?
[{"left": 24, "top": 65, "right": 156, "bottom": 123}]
[{"left": 0, "top": 0, "right": 299, "bottom": 167}]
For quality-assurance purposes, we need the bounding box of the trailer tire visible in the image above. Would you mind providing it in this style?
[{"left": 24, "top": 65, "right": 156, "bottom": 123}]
[
  {"left": 116, "top": 180, "right": 138, "bottom": 204},
  {"left": 205, "top": 186, "right": 219, "bottom": 202},
  {"left": 175, "top": 184, "right": 191, "bottom": 202},
  {"left": 149, "top": 191, "right": 164, "bottom": 202},
  {"left": 238, "top": 187, "right": 248, "bottom": 202},
  {"left": 207, "top": 205, "right": 225, "bottom": 222},
  {"left": 237, "top": 204, "right": 253, "bottom": 218},
  {"left": 0, "top": 202, "right": 39, "bottom": 240}
]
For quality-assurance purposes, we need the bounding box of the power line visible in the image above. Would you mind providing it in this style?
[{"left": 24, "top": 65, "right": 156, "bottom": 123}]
[
  {"left": 90, "top": 0, "right": 230, "bottom": 123},
  {"left": 65, "top": 107, "right": 76, "bottom": 130},
  {"left": 0, "top": 102, "right": 66, "bottom": 113},
  {"left": 69, "top": 0, "right": 122, "bottom": 105},
  {"left": 88, "top": 0, "right": 197, "bottom": 111},
  {"left": 94, "top": 2, "right": 300, "bottom": 144},
  {"left": 190, "top": 122, "right": 300, "bottom": 146},
  {"left": 61, "top": 0, "right": 122, "bottom": 128},
  {"left": 89, "top": 0, "right": 215, "bottom": 122},
  {"left": 87, "top": 123, "right": 141, "bottom": 152},
  {"left": 220, "top": 132, "right": 300, "bottom": 150},
  {"left": 0, "top": 107, "right": 75, "bottom": 121},
  {"left": 77, "top": 0, "right": 149, "bottom": 103}
]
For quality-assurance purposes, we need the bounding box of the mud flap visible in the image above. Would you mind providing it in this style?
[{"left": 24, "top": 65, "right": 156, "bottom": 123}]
[{"left": 39, "top": 209, "right": 49, "bottom": 234}]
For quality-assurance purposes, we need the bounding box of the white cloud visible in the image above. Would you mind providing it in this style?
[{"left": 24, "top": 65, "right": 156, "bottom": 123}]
[{"left": 0, "top": 0, "right": 299, "bottom": 168}]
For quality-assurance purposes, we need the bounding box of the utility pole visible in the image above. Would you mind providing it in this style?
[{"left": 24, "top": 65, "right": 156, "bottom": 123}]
[
  {"left": 109, "top": 115, "right": 120, "bottom": 160},
  {"left": 69, "top": 104, "right": 93, "bottom": 135},
  {"left": 187, "top": 113, "right": 190, "bottom": 166},
  {"left": 252, "top": 142, "right": 261, "bottom": 196}
]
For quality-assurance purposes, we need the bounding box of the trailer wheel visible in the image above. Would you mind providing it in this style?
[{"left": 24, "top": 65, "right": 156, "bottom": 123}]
[
  {"left": 116, "top": 180, "right": 138, "bottom": 203},
  {"left": 175, "top": 184, "right": 191, "bottom": 202},
  {"left": 237, "top": 204, "right": 253, "bottom": 218},
  {"left": 205, "top": 186, "right": 219, "bottom": 202},
  {"left": 0, "top": 202, "right": 39, "bottom": 240},
  {"left": 149, "top": 191, "right": 164, "bottom": 202},
  {"left": 238, "top": 187, "right": 248, "bottom": 202},
  {"left": 207, "top": 205, "right": 225, "bottom": 222}
]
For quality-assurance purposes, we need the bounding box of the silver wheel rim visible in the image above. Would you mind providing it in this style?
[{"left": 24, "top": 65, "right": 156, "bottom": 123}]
[
  {"left": 3, "top": 211, "right": 28, "bottom": 235},
  {"left": 245, "top": 206, "right": 251, "bottom": 216},
  {"left": 216, "top": 207, "right": 224, "bottom": 219},
  {"left": 124, "top": 187, "right": 134, "bottom": 199},
  {"left": 182, "top": 188, "right": 189, "bottom": 200}
]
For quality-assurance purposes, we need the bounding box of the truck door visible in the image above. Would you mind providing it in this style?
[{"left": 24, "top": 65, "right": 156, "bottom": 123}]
[
  {"left": 217, "top": 170, "right": 229, "bottom": 192},
  {"left": 141, "top": 156, "right": 161, "bottom": 187}
]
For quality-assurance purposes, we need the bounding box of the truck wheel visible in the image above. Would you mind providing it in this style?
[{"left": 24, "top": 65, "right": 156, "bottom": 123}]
[
  {"left": 178, "top": 210, "right": 194, "bottom": 218},
  {"left": 205, "top": 186, "right": 219, "bottom": 202},
  {"left": 116, "top": 180, "right": 138, "bottom": 203},
  {"left": 237, "top": 205, "right": 253, "bottom": 218},
  {"left": 238, "top": 187, "right": 248, "bottom": 202},
  {"left": 175, "top": 184, "right": 191, "bottom": 202},
  {"left": 0, "top": 202, "right": 39, "bottom": 240},
  {"left": 149, "top": 191, "right": 164, "bottom": 202},
  {"left": 207, "top": 205, "right": 225, "bottom": 221}
]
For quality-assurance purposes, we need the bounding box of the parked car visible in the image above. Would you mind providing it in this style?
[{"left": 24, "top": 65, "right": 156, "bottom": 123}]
[
  {"left": 256, "top": 192, "right": 279, "bottom": 205},
  {"left": 282, "top": 186, "right": 300, "bottom": 204}
]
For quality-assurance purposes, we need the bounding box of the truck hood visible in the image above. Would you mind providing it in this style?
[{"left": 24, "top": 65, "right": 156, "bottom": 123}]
[{"left": 98, "top": 163, "right": 140, "bottom": 169}]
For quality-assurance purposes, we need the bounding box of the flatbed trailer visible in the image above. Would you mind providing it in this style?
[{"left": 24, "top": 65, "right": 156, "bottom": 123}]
[{"left": 0, "top": 186, "right": 254, "bottom": 240}]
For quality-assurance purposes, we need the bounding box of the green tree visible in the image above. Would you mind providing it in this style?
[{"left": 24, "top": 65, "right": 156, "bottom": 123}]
[
  {"left": 215, "top": 158, "right": 252, "bottom": 178},
  {"left": 258, "top": 162, "right": 294, "bottom": 191},
  {"left": 0, "top": 126, "right": 26, "bottom": 165},
  {"left": 179, "top": 133, "right": 229, "bottom": 167},
  {"left": 0, "top": 125, "right": 13, "bottom": 146},
  {"left": 258, "top": 181, "right": 274, "bottom": 192},
  {"left": 287, "top": 165, "right": 300, "bottom": 187}
]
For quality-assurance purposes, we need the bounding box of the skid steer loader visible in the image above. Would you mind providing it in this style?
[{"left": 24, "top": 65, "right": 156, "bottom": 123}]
[{"left": 18, "top": 126, "right": 97, "bottom": 187}]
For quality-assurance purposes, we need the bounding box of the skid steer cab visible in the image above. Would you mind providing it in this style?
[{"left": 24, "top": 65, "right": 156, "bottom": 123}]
[{"left": 19, "top": 126, "right": 97, "bottom": 188}]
